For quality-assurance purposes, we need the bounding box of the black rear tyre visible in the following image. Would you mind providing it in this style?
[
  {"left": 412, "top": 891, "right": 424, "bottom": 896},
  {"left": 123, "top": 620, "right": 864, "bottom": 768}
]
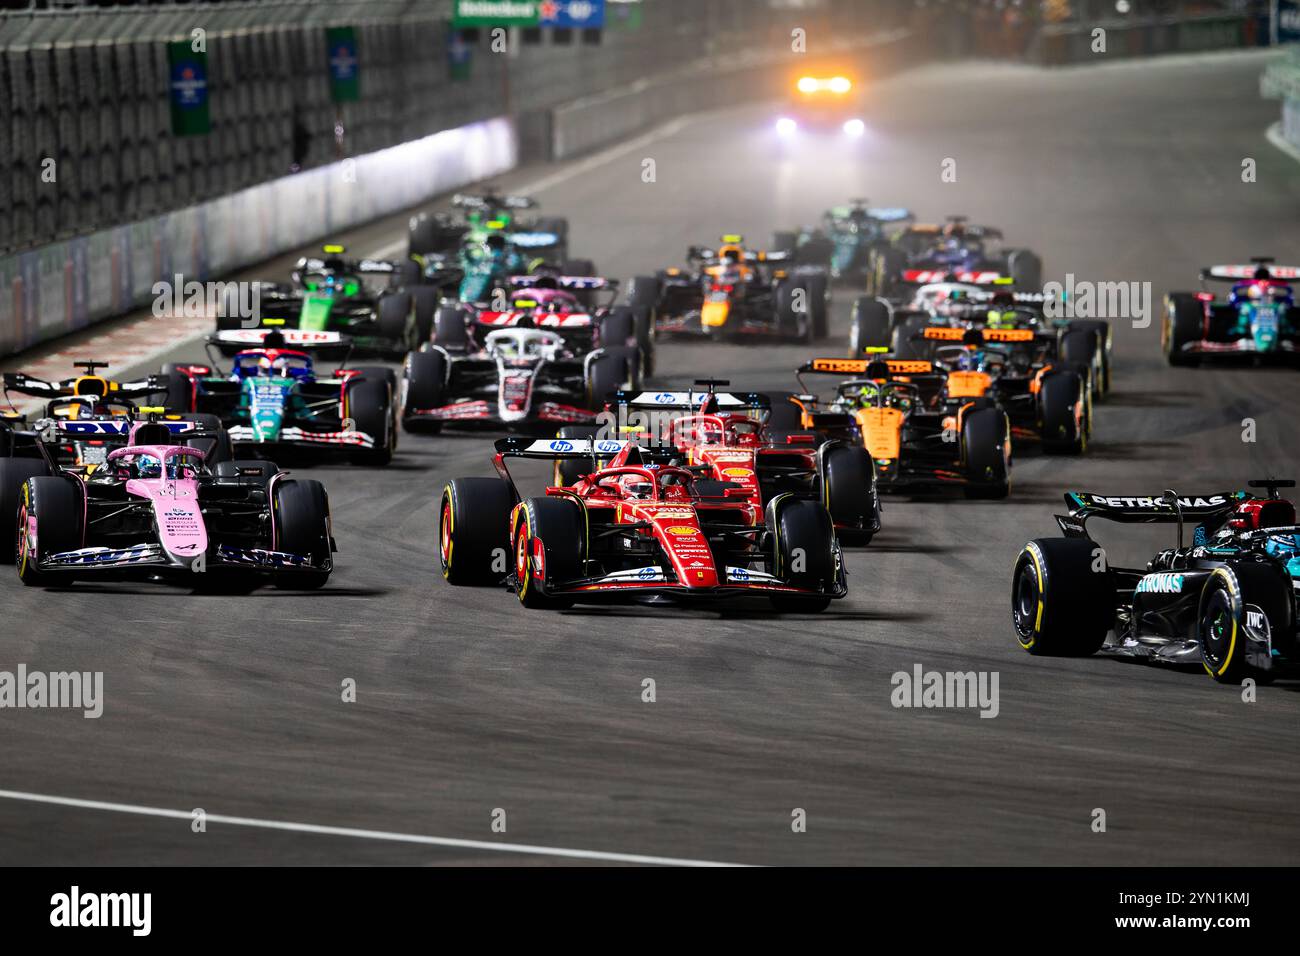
[
  {"left": 401, "top": 349, "right": 448, "bottom": 434},
  {"left": 439, "top": 478, "right": 514, "bottom": 586},
  {"left": 822, "top": 444, "right": 878, "bottom": 545},
  {"left": 1011, "top": 537, "right": 1114, "bottom": 655},
  {"left": 849, "top": 296, "right": 891, "bottom": 356},
  {"left": 376, "top": 291, "right": 413, "bottom": 355},
  {"left": 346, "top": 377, "right": 395, "bottom": 466},
  {"left": 1038, "top": 370, "right": 1085, "bottom": 455},
  {"left": 961, "top": 407, "right": 1010, "bottom": 499},
  {"left": 433, "top": 305, "right": 471, "bottom": 352},
  {"left": 16, "top": 476, "right": 83, "bottom": 586},
  {"left": 586, "top": 352, "right": 625, "bottom": 410},
  {"left": 1164, "top": 293, "right": 1203, "bottom": 367},
  {"left": 273, "top": 478, "right": 332, "bottom": 589}
]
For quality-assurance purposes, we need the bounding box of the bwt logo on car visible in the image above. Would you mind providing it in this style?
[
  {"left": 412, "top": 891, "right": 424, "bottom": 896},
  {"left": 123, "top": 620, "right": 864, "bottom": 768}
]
[
  {"left": 151, "top": 276, "right": 260, "bottom": 324},
  {"left": 1043, "top": 274, "right": 1152, "bottom": 328}
]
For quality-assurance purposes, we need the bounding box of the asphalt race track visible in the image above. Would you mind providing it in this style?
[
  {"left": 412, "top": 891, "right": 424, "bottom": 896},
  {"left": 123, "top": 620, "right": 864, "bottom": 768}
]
[{"left": 3, "top": 52, "right": 1299, "bottom": 866}]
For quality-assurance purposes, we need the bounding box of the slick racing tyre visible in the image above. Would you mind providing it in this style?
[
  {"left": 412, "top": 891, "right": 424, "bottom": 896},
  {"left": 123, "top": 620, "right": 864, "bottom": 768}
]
[
  {"left": 433, "top": 305, "right": 471, "bottom": 352},
  {"left": 1059, "top": 327, "right": 1104, "bottom": 399},
  {"left": 766, "top": 497, "right": 840, "bottom": 613},
  {"left": 822, "top": 444, "right": 878, "bottom": 546},
  {"left": 160, "top": 362, "right": 197, "bottom": 412},
  {"left": 866, "top": 246, "right": 905, "bottom": 297},
  {"left": 1198, "top": 563, "right": 1290, "bottom": 684},
  {"left": 346, "top": 375, "right": 396, "bottom": 466},
  {"left": 777, "top": 280, "right": 814, "bottom": 342},
  {"left": 599, "top": 307, "right": 636, "bottom": 353},
  {"left": 2, "top": 459, "right": 52, "bottom": 563},
  {"left": 849, "top": 296, "right": 891, "bottom": 356},
  {"left": 1006, "top": 249, "right": 1042, "bottom": 293},
  {"left": 803, "top": 272, "right": 830, "bottom": 339},
  {"left": 377, "top": 291, "right": 415, "bottom": 356},
  {"left": 409, "top": 285, "right": 439, "bottom": 345},
  {"left": 1064, "top": 319, "right": 1111, "bottom": 395},
  {"left": 512, "top": 497, "right": 584, "bottom": 609},
  {"left": 440, "top": 478, "right": 513, "bottom": 586},
  {"left": 1163, "top": 293, "right": 1203, "bottom": 367},
  {"left": 1038, "top": 370, "right": 1086, "bottom": 455},
  {"left": 401, "top": 348, "right": 448, "bottom": 434},
  {"left": 585, "top": 351, "right": 626, "bottom": 410},
  {"left": 1012, "top": 538, "right": 1114, "bottom": 656},
  {"left": 891, "top": 312, "right": 931, "bottom": 360},
  {"left": 554, "top": 425, "right": 603, "bottom": 487},
  {"left": 16, "top": 476, "right": 82, "bottom": 586},
  {"left": 961, "top": 406, "right": 1010, "bottom": 499},
  {"left": 272, "top": 479, "right": 332, "bottom": 589}
]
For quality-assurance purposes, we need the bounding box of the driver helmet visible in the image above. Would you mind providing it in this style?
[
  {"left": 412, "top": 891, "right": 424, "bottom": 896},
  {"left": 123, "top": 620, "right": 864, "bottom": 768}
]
[
  {"left": 622, "top": 475, "right": 654, "bottom": 499},
  {"left": 135, "top": 453, "right": 162, "bottom": 479}
]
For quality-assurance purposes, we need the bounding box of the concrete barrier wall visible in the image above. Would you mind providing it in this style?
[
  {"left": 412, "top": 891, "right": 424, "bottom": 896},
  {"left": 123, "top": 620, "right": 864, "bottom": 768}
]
[
  {"left": 0, "top": 116, "right": 515, "bottom": 356},
  {"left": 1030, "top": 14, "right": 1257, "bottom": 66},
  {"left": 1262, "top": 45, "right": 1300, "bottom": 153}
]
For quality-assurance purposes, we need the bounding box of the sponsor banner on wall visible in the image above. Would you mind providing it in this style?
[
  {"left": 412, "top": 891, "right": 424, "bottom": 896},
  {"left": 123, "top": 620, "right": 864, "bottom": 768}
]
[
  {"left": 168, "top": 42, "right": 211, "bottom": 136},
  {"left": 326, "top": 27, "right": 361, "bottom": 102}
]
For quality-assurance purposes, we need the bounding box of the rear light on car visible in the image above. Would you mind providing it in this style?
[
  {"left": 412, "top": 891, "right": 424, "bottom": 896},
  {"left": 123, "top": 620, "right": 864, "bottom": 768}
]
[
  {"left": 1196, "top": 292, "right": 1214, "bottom": 302},
  {"left": 711, "top": 284, "right": 733, "bottom": 293}
]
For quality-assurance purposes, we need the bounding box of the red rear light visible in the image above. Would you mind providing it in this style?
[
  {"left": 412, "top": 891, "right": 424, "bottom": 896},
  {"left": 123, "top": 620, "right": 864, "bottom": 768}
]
[
  {"left": 712, "top": 284, "right": 733, "bottom": 293},
  {"left": 1196, "top": 292, "right": 1214, "bottom": 302}
]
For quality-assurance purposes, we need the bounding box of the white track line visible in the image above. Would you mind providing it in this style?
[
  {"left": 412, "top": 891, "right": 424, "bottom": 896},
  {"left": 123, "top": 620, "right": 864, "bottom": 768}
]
[{"left": 0, "top": 789, "right": 746, "bottom": 867}]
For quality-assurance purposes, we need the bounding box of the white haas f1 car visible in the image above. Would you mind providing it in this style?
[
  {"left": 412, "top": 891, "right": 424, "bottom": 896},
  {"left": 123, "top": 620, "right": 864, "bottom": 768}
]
[
  {"left": 13, "top": 414, "right": 335, "bottom": 588},
  {"left": 438, "top": 438, "right": 847, "bottom": 611},
  {"left": 400, "top": 276, "right": 642, "bottom": 433}
]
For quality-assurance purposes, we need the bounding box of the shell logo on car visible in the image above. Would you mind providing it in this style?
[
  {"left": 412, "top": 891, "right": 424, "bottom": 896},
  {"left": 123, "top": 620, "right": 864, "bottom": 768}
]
[{"left": 665, "top": 526, "right": 700, "bottom": 536}]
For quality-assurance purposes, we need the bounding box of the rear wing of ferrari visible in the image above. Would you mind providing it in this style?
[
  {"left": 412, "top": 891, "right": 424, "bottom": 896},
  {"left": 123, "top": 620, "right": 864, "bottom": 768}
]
[
  {"left": 491, "top": 437, "right": 632, "bottom": 495},
  {"left": 613, "top": 388, "right": 770, "bottom": 412}
]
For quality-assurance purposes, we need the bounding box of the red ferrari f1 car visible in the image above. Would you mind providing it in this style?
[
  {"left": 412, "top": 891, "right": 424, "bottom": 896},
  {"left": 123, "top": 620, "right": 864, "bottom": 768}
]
[{"left": 438, "top": 437, "right": 847, "bottom": 612}]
